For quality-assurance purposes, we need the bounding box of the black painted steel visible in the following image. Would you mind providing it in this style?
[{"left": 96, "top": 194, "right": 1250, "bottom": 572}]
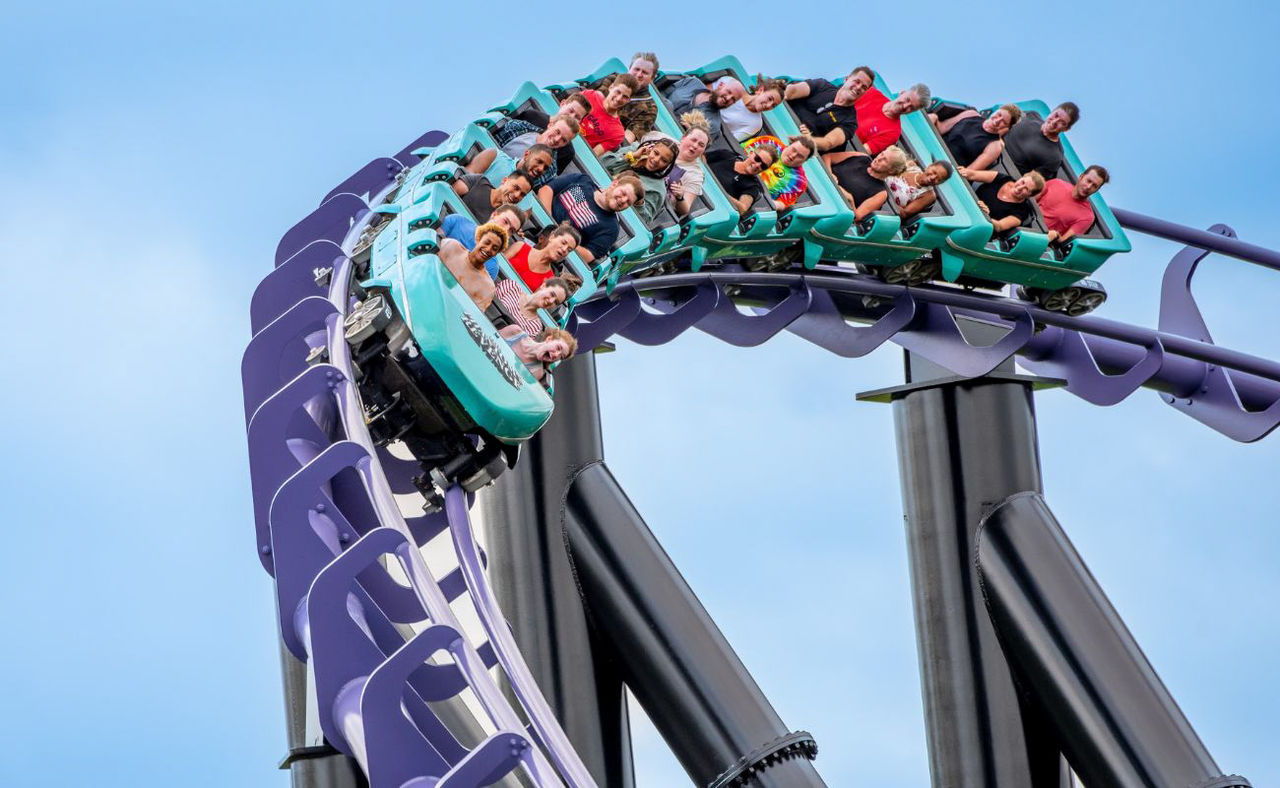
[
  {"left": 478, "top": 353, "right": 635, "bottom": 788},
  {"left": 977, "top": 492, "right": 1252, "bottom": 788},
  {"left": 564, "top": 462, "right": 825, "bottom": 788},
  {"left": 890, "top": 349, "right": 1064, "bottom": 788},
  {"left": 276, "top": 642, "right": 366, "bottom": 788}
]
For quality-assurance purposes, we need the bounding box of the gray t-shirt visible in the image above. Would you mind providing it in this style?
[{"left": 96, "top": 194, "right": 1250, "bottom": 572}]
[{"left": 458, "top": 173, "right": 496, "bottom": 223}]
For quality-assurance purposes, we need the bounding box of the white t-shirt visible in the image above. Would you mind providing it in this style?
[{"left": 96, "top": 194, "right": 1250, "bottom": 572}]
[{"left": 719, "top": 100, "right": 762, "bottom": 141}]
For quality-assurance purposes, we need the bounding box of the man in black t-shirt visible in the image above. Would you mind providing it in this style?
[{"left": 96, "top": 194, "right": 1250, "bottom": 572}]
[
  {"left": 1004, "top": 102, "right": 1079, "bottom": 180},
  {"left": 453, "top": 170, "right": 533, "bottom": 224},
  {"left": 784, "top": 76, "right": 865, "bottom": 152},
  {"left": 962, "top": 168, "right": 1045, "bottom": 233},
  {"left": 705, "top": 146, "right": 775, "bottom": 214}
]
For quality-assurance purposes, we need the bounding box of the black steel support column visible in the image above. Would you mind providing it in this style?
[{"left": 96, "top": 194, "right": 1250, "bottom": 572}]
[
  {"left": 564, "top": 463, "right": 825, "bottom": 788},
  {"left": 277, "top": 640, "right": 366, "bottom": 788},
  {"left": 978, "top": 492, "right": 1251, "bottom": 788},
  {"left": 872, "top": 347, "right": 1065, "bottom": 788},
  {"left": 478, "top": 353, "right": 635, "bottom": 788}
]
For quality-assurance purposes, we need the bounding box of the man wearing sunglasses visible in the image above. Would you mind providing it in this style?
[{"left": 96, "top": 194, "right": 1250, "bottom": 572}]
[{"left": 705, "top": 145, "right": 777, "bottom": 214}]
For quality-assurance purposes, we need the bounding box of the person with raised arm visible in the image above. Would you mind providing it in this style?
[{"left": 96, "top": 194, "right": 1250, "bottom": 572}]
[
  {"left": 1037, "top": 164, "right": 1107, "bottom": 244},
  {"left": 537, "top": 172, "right": 643, "bottom": 263},
  {"left": 938, "top": 104, "right": 1022, "bottom": 170},
  {"left": 438, "top": 223, "right": 509, "bottom": 310},
  {"left": 784, "top": 67, "right": 868, "bottom": 152},
  {"left": 960, "top": 167, "right": 1045, "bottom": 233},
  {"left": 1004, "top": 101, "right": 1079, "bottom": 180}
]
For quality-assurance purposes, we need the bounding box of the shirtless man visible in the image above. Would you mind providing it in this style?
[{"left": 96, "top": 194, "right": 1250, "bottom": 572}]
[{"left": 439, "top": 223, "right": 508, "bottom": 310}]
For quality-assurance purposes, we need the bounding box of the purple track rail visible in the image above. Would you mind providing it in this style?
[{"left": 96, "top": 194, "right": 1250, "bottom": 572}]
[
  {"left": 245, "top": 134, "right": 1280, "bottom": 787},
  {"left": 245, "top": 144, "right": 596, "bottom": 787}
]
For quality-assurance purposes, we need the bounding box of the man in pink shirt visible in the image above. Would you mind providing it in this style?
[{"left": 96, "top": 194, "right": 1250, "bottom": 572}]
[
  {"left": 851, "top": 69, "right": 931, "bottom": 154},
  {"left": 1037, "top": 165, "right": 1109, "bottom": 244}
]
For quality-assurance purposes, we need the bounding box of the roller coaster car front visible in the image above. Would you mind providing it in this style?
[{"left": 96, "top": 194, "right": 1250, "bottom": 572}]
[{"left": 342, "top": 292, "right": 520, "bottom": 509}]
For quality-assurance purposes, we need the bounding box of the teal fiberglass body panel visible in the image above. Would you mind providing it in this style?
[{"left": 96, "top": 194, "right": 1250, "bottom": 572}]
[
  {"left": 782, "top": 73, "right": 979, "bottom": 269},
  {"left": 361, "top": 200, "right": 554, "bottom": 443}
]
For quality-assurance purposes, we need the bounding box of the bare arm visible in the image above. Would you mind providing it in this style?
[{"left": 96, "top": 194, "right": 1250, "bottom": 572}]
[
  {"left": 967, "top": 140, "right": 1004, "bottom": 172},
  {"left": 537, "top": 185, "right": 553, "bottom": 214},
  {"left": 958, "top": 167, "right": 998, "bottom": 183},
  {"left": 784, "top": 81, "right": 811, "bottom": 101},
  {"left": 467, "top": 149, "right": 497, "bottom": 174},
  {"left": 899, "top": 191, "right": 937, "bottom": 219},
  {"left": 812, "top": 127, "right": 848, "bottom": 153},
  {"left": 592, "top": 143, "right": 607, "bottom": 156},
  {"left": 731, "top": 193, "right": 754, "bottom": 215},
  {"left": 575, "top": 246, "right": 597, "bottom": 263},
  {"left": 854, "top": 192, "right": 889, "bottom": 221},
  {"left": 989, "top": 214, "right": 1022, "bottom": 233},
  {"left": 452, "top": 179, "right": 470, "bottom": 196},
  {"left": 935, "top": 109, "right": 980, "bottom": 135}
]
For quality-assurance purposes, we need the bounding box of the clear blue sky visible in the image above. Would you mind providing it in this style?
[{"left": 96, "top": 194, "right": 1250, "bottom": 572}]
[{"left": 1, "top": 1, "right": 1277, "bottom": 785}]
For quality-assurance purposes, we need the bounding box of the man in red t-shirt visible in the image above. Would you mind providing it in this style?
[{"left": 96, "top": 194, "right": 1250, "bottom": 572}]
[
  {"left": 854, "top": 77, "right": 931, "bottom": 154},
  {"left": 1037, "top": 164, "right": 1109, "bottom": 244},
  {"left": 581, "top": 73, "right": 638, "bottom": 155}
]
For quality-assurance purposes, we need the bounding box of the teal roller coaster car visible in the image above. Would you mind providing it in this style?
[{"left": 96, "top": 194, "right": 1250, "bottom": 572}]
[
  {"left": 341, "top": 55, "right": 1136, "bottom": 495},
  {"left": 918, "top": 95, "right": 1131, "bottom": 309},
  {"left": 346, "top": 183, "right": 555, "bottom": 496}
]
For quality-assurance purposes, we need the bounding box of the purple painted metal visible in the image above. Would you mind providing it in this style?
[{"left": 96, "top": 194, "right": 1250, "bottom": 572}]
[
  {"left": 394, "top": 130, "right": 450, "bottom": 169},
  {"left": 618, "top": 281, "right": 719, "bottom": 345},
  {"left": 585, "top": 266, "right": 1280, "bottom": 441},
  {"left": 785, "top": 288, "right": 916, "bottom": 358},
  {"left": 241, "top": 296, "right": 335, "bottom": 425},
  {"left": 696, "top": 281, "right": 813, "bottom": 347},
  {"left": 894, "top": 302, "right": 1035, "bottom": 379},
  {"left": 1115, "top": 208, "right": 1280, "bottom": 272},
  {"left": 323, "top": 157, "right": 404, "bottom": 206},
  {"left": 251, "top": 240, "right": 345, "bottom": 335},
  {"left": 275, "top": 193, "right": 368, "bottom": 267},
  {"left": 568, "top": 288, "right": 643, "bottom": 352},
  {"left": 1021, "top": 330, "right": 1166, "bottom": 407},
  {"left": 444, "top": 485, "right": 600, "bottom": 788}
]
